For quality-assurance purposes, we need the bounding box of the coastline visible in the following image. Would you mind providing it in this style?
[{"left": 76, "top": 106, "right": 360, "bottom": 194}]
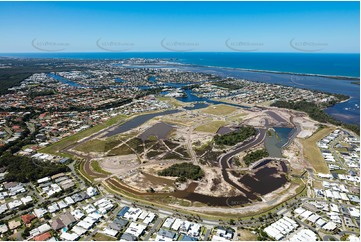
[
  {"left": 0, "top": 53, "right": 359, "bottom": 80},
  {"left": 178, "top": 63, "right": 360, "bottom": 81}
]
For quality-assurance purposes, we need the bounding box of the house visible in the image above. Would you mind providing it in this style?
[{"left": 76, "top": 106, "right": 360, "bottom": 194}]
[
  {"left": 109, "top": 218, "right": 128, "bottom": 231},
  {"left": 117, "top": 206, "right": 130, "bottom": 217},
  {"left": 57, "top": 200, "right": 68, "bottom": 209},
  {"left": 8, "top": 220, "right": 21, "bottom": 230},
  {"left": 37, "top": 177, "right": 51, "bottom": 184},
  {"left": 34, "top": 232, "right": 52, "bottom": 241},
  {"left": 124, "top": 222, "right": 146, "bottom": 238},
  {"left": 71, "top": 226, "right": 87, "bottom": 236},
  {"left": 120, "top": 233, "right": 138, "bottom": 241},
  {"left": 51, "top": 173, "right": 66, "bottom": 180},
  {"left": 102, "top": 228, "right": 118, "bottom": 237},
  {"left": 162, "top": 217, "right": 175, "bottom": 229},
  {"left": 8, "top": 200, "right": 22, "bottom": 209},
  {"left": 64, "top": 196, "right": 75, "bottom": 205},
  {"left": 51, "top": 218, "right": 65, "bottom": 231},
  {"left": 21, "top": 196, "right": 33, "bottom": 205},
  {"left": 143, "top": 213, "right": 155, "bottom": 225},
  {"left": 34, "top": 208, "right": 47, "bottom": 218},
  {"left": 322, "top": 221, "right": 337, "bottom": 231},
  {"left": 181, "top": 235, "right": 198, "bottom": 241},
  {"left": 86, "top": 187, "right": 98, "bottom": 197},
  {"left": 30, "top": 223, "right": 52, "bottom": 237},
  {"left": 21, "top": 214, "right": 36, "bottom": 225},
  {"left": 0, "top": 224, "right": 8, "bottom": 234},
  {"left": 60, "top": 232, "right": 79, "bottom": 241},
  {"left": 157, "top": 228, "right": 177, "bottom": 240},
  {"left": 71, "top": 209, "right": 85, "bottom": 221}
]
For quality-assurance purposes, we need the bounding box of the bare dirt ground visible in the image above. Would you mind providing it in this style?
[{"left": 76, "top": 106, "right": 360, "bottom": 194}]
[
  {"left": 98, "top": 154, "right": 138, "bottom": 176},
  {"left": 294, "top": 115, "right": 318, "bottom": 139},
  {"left": 170, "top": 181, "right": 300, "bottom": 215},
  {"left": 241, "top": 112, "right": 269, "bottom": 127},
  {"left": 195, "top": 167, "right": 245, "bottom": 197},
  {"left": 121, "top": 171, "right": 175, "bottom": 193},
  {"left": 78, "top": 105, "right": 317, "bottom": 213}
]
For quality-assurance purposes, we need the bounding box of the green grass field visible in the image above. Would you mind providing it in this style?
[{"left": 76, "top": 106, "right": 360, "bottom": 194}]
[
  {"left": 300, "top": 126, "right": 335, "bottom": 174},
  {"left": 194, "top": 121, "right": 226, "bottom": 133},
  {"left": 75, "top": 139, "right": 123, "bottom": 153},
  {"left": 75, "top": 139, "right": 107, "bottom": 153},
  {"left": 108, "top": 144, "right": 134, "bottom": 156},
  {"left": 39, "top": 114, "right": 127, "bottom": 156},
  {"left": 92, "top": 233, "right": 117, "bottom": 241},
  {"left": 201, "top": 104, "right": 237, "bottom": 116}
]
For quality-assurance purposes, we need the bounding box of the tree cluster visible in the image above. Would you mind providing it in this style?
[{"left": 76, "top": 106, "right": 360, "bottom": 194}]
[
  {"left": 214, "top": 126, "right": 256, "bottom": 146},
  {"left": 0, "top": 153, "right": 70, "bottom": 183},
  {"left": 243, "top": 149, "right": 269, "bottom": 166},
  {"left": 271, "top": 100, "right": 360, "bottom": 135},
  {"left": 158, "top": 162, "right": 204, "bottom": 180}
]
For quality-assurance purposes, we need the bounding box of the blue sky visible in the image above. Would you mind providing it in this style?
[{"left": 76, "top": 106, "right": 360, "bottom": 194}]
[{"left": 0, "top": 1, "right": 359, "bottom": 53}]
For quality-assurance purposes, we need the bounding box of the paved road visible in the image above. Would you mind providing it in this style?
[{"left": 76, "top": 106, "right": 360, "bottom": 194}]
[
  {"left": 218, "top": 129, "right": 267, "bottom": 169},
  {"left": 144, "top": 217, "right": 163, "bottom": 241},
  {"left": 265, "top": 110, "right": 291, "bottom": 126},
  {"left": 203, "top": 229, "right": 211, "bottom": 241},
  {"left": 217, "top": 128, "right": 267, "bottom": 200}
]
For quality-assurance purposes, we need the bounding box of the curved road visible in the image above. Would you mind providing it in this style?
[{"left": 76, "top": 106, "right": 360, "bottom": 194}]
[{"left": 217, "top": 128, "right": 268, "bottom": 200}]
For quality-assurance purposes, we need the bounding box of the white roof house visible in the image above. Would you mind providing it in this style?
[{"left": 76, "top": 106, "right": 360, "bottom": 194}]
[
  {"left": 60, "top": 232, "right": 79, "bottom": 241},
  {"left": 315, "top": 218, "right": 326, "bottom": 227},
  {"left": 171, "top": 219, "right": 183, "bottom": 231},
  {"left": 71, "top": 226, "right": 87, "bottom": 236},
  {"left": 21, "top": 196, "right": 33, "bottom": 205},
  {"left": 294, "top": 207, "right": 305, "bottom": 215},
  {"left": 188, "top": 223, "right": 201, "bottom": 237},
  {"left": 162, "top": 217, "right": 175, "bottom": 228},
  {"left": 348, "top": 207, "right": 360, "bottom": 217},
  {"left": 124, "top": 207, "right": 142, "bottom": 221},
  {"left": 64, "top": 196, "right": 75, "bottom": 205},
  {"left": 8, "top": 200, "right": 22, "bottom": 209},
  {"left": 124, "top": 222, "right": 146, "bottom": 238},
  {"left": 289, "top": 229, "right": 317, "bottom": 241},
  {"left": 77, "top": 221, "right": 93, "bottom": 230},
  {"left": 143, "top": 213, "right": 156, "bottom": 225},
  {"left": 138, "top": 211, "right": 149, "bottom": 220},
  {"left": 101, "top": 228, "right": 118, "bottom": 237},
  {"left": 300, "top": 210, "right": 313, "bottom": 219},
  {"left": 71, "top": 209, "right": 85, "bottom": 220},
  {"left": 34, "top": 208, "right": 47, "bottom": 218},
  {"left": 322, "top": 221, "right": 337, "bottom": 231},
  {"left": 37, "top": 177, "right": 51, "bottom": 184},
  {"left": 86, "top": 187, "right": 98, "bottom": 197}
]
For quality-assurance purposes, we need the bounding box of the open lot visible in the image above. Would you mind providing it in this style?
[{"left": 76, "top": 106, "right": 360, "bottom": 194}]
[
  {"left": 300, "top": 126, "right": 335, "bottom": 174},
  {"left": 40, "top": 114, "right": 127, "bottom": 156},
  {"left": 201, "top": 104, "right": 237, "bottom": 116},
  {"left": 194, "top": 120, "right": 226, "bottom": 133}
]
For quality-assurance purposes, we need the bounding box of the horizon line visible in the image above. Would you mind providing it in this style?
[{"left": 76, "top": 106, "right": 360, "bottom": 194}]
[{"left": 0, "top": 51, "right": 360, "bottom": 55}]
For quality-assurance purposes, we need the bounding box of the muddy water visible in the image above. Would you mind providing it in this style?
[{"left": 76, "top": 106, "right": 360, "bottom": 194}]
[
  {"left": 239, "top": 164, "right": 288, "bottom": 195},
  {"left": 138, "top": 122, "right": 174, "bottom": 141}
]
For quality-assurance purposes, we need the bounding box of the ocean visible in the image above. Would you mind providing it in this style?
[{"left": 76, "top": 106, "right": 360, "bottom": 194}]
[
  {"left": 1, "top": 52, "right": 360, "bottom": 124},
  {"left": 2, "top": 52, "right": 359, "bottom": 77}
]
